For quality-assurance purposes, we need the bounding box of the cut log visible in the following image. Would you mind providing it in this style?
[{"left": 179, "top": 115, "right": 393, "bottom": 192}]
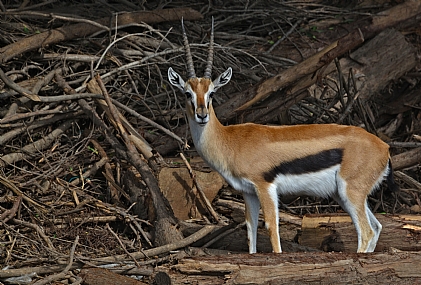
[
  {"left": 298, "top": 213, "right": 421, "bottom": 252},
  {"left": 171, "top": 251, "right": 421, "bottom": 284}
]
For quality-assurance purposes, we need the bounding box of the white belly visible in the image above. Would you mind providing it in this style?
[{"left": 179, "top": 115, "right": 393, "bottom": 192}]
[
  {"left": 220, "top": 165, "right": 340, "bottom": 198},
  {"left": 273, "top": 164, "right": 340, "bottom": 197}
]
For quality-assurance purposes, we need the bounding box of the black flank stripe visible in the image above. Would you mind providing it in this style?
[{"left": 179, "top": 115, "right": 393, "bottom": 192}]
[{"left": 263, "top": 148, "right": 344, "bottom": 183}]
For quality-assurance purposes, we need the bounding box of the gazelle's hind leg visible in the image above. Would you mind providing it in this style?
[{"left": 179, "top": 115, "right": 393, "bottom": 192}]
[
  {"left": 335, "top": 181, "right": 381, "bottom": 252},
  {"left": 366, "top": 205, "right": 382, "bottom": 252}
]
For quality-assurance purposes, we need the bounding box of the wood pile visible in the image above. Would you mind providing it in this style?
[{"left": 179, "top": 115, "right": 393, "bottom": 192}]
[{"left": 0, "top": 0, "right": 421, "bottom": 284}]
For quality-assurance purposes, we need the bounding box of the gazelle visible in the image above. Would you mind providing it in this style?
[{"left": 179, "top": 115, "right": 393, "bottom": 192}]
[{"left": 168, "top": 19, "right": 397, "bottom": 253}]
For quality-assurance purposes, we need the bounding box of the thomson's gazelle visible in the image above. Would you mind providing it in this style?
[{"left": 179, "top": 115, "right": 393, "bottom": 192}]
[{"left": 168, "top": 19, "right": 397, "bottom": 253}]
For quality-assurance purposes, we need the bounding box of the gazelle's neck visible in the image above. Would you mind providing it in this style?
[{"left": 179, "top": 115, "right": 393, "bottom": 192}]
[{"left": 187, "top": 104, "right": 226, "bottom": 167}]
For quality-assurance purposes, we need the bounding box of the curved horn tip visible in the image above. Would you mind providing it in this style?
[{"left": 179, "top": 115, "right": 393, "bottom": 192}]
[
  {"left": 181, "top": 18, "right": 196, "bottom": 78},
  {"left": 203, "top": 17, "right": 215, "bottom": 79}
]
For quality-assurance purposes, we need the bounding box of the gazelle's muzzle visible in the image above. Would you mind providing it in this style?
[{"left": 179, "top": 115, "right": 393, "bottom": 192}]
[{"left": 195, "top": 105, "right": 209, "bottom": 124}]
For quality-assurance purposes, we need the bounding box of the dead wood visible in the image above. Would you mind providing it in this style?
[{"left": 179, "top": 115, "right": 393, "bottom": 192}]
[
  {"left": 307, "top": 0, "right": 421, "bottom": 42},
  {"left": 180, "top": 221, "right": 318, "bottom": 254},
  {"left": 32, "top": 236, "right": 80, "bottom": 285},
  {"left": 171, "top": 251, "right": 421, "bottom": 284},
  {"left": 0, "top": 8, "right": 203, "bottom": 63},
  {"left": 0, "top": 173, "right": 46, "bottom": 211},
  {"left": 179, "top": 152, "right": 221, "bottom": 222},
  {"left": 235, "top": 28, "right": 416, "bottom": 125},
  {"left": 325, "top": 28, "right": 416, "bottom": 101},
  {"left": 95, "top": 74, "right": 183, "bottom": 246},
  {"left": 86, "top": 78, "right": 155, "bottom": 160},
  {"left": 392, "top": 147, "right": 421, "bottom": 170},
  {"left": 92, "top": 225, "right": 216, "bottom": 263},
  {"left": 360, "top": 0, "right": 421, "bottom": 38},
  {"left": 298, "top": 214, "right": 421, "bottom": 252},
  {"left": 379, "top": 84, "right": 421, "bottom": 115},
  {"left": 80, "top": 268, "right": 147, "bottom": 285},
  {"left": 0, "top": 194, "right": 21, "bottom": 223},
  {"left": 0, "top": 226, "right": 215, "bottom": 279},
  {"left": 234, "top": 29, "right": 364, "bottom": 112}
]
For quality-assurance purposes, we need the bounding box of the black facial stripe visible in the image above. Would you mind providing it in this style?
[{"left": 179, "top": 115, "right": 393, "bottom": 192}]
[{"left": 263, "top": 148, "right": 344, "bottom": 183}]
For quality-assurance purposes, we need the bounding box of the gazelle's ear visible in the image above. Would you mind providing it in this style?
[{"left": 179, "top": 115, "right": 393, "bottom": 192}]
[
  {"left": 168, "top": 67, "right": 185, "bottom": 91},
  {"left": 213, "top": 67, "right": 232, "bottom": 91}
]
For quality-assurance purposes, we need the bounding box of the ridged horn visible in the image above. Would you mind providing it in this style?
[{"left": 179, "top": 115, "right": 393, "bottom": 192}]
[
  {"left": 181, "top": 18, "right": 196, "bottom": 79},
  {"left": 203, "top": 17, "right": 214, "bottom": 79}
]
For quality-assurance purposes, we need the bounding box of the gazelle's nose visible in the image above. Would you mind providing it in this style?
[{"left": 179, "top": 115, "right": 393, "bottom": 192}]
[
  {"left": 196, "top": 107, "right": 209, "bottom": 124},
  {"left": 196, "top": 112, "right": 208, "bottom": 120}
]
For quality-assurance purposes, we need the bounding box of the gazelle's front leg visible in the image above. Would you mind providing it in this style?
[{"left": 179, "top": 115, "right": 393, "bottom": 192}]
[
  {"left": 258, "top": 184, "right": 282, "bottom": 253},
  {"left": 243, "top": 192, "right": 260, "bottom": 253}
]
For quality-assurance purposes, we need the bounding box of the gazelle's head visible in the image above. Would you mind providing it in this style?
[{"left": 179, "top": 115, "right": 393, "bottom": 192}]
[{"left": 168, "top": 18, "right": 232, "bottom": 125}]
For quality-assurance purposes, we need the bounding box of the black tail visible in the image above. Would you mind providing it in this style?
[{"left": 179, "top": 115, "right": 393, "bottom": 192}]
[{"left": 386, "top": 160, "right": 399, "bottom": 193}]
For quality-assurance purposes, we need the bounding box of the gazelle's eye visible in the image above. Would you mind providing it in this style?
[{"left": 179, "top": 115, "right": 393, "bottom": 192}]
[
  {"left": 209, "top": 91, "right": 215, "bottom": 98},
  {"left": 184, "top": 91, "right": 192, "bottom": 98}
]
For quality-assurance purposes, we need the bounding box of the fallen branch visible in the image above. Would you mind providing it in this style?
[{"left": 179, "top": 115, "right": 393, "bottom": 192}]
[
  {"left": 93, "top": 225, "right": 216, "bottom": 263},
  {"left": 0, "top": 120, "right": 74, "bottom": 167},
  {"left": 180, "top": 152, "right": 221, "bottom": 223},
  {"left": 392, "top": 147, "right": 421, "bottom": 170},
  {"left": 0, "top": 195, "right": 22, "bottom": 223},
  {"left": 298, "top": 214, "right": 421, "bottom": 252},
  {"left": 95, "top": 74, "right": 183, "bottom": 246},
  {"left": 235, "top": 28, "right": 364, "bottom": 111},
  {"left": 0, "top": 8, "right": 203, "bottom": 63},
  {"left": 32, "top": 236, "right": 79, "bottom": 285}
]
